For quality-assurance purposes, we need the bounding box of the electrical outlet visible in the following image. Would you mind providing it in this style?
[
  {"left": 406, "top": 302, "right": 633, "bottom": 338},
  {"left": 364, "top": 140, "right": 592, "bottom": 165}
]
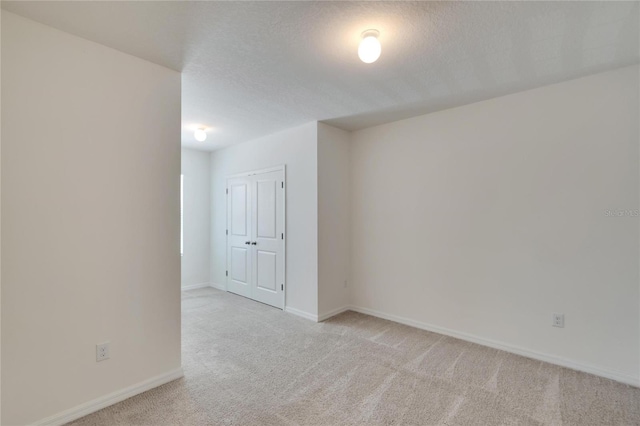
[
  {"left": 344, "top": 280, "right": 348, "bottom": 288},
  {"left": 552, "top": 313, "right": 564, "bottom": 328},
  {"left": 96, "top": 342, "right": 110, "bottom": 362}
]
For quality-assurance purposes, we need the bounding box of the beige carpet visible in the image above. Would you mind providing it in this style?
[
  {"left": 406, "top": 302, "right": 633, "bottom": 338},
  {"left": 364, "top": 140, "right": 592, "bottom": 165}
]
[{"left": 70, "top": 287, "right": 640, "bottom": 425}]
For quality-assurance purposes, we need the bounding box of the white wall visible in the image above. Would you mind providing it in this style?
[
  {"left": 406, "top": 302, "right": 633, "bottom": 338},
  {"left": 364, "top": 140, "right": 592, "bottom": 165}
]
[
  {"left": 0, "top": 8, "right": 4, "bottom": 423},
  {"left": 317, "top": 123, "right": 351, "bottom": 317},
  {"left": 350, "top": 65, "right": 640, "bottom": 384},
  {"left": 210, "top": 122, "right": 318, "bottom": 316},
  {"left": 1, "top": 13, "right": 182, "bottom": 425},
  {"left": 181, "top": 148, "right": 211, "bottom": 288}
]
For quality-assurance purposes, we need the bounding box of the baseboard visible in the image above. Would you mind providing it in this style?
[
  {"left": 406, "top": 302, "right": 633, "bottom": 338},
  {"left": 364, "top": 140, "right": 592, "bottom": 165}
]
[
  {"left": 317, "top": 306, "right": 351, "bottom": 322},
  {"left": 209, "top": 282, "right": 226, "bottom": 291},
  {"left": 181, "top": 282, "right": 211, "bottom": 291},
  {"left": 284, "top": 306, "right": 318, "bottom": 322},
  {"left": 32, "top": 367, "right": 184, "bottom": 426},
  {"left": 181, "top": 283, "right": 226, "bottom": 292},
  {"left": 348, "top": 305, "right": 639, "bottom": 387}
]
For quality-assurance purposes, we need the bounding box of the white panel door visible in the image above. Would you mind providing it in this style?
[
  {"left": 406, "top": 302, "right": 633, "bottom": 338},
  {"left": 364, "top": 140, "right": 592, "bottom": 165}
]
[
  {"left": 250, "top": 170, "right": 284, "bottom": 309},
  {"left": 226, "top": 177, "right": 252, "bottom": 298},
  {"left": 226, "top": 167, "right": 285, "bottom": 310}
]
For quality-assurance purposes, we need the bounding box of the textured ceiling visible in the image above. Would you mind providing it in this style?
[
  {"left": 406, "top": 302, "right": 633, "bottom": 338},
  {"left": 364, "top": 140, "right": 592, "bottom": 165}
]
[{"left": 2, "top": 1, "right": 639, "bottom": 151}]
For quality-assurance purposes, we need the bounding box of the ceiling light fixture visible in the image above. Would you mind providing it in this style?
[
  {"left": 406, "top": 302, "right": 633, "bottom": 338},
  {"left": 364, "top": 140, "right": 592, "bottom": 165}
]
[
  {"left": 194, "top": 128, "right": 207, "bottom": 142},
  {"left": 358, "top": 29, "right": 381, "bottom": 64}
]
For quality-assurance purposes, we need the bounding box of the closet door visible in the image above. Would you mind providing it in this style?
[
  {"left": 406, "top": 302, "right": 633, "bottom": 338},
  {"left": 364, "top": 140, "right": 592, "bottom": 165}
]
[
  {"left": 250, "top": 170, "right": 285, "bottom": 309},
  {"left": 226, "top": 177, "right": 252, "bottom": 298}
]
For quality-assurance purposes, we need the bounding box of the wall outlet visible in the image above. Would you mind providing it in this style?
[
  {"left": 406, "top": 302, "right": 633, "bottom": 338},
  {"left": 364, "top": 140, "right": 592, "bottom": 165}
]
[
  {"left": 552, "top": 313, "right": 564, "bottom": 328},
  {"left": 96, "top": 342, "right": 110, "bottom": 362},
  {"left": 343, "top": 280, "right": 348, "bottom": 288}
]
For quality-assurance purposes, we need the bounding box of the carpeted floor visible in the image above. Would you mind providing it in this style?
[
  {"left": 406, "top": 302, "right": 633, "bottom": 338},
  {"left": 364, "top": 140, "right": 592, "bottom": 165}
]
[{"left": 70, "top": 287, "right": 640, "bottom": 425}]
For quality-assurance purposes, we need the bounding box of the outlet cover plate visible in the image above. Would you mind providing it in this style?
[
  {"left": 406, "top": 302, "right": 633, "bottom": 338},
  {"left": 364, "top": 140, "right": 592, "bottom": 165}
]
[
  {"left": 96, "top": 342, "right": 110, "bottom": 362},
  {"left": 552, "top": 313, "right": 564, "bottom": 328}
]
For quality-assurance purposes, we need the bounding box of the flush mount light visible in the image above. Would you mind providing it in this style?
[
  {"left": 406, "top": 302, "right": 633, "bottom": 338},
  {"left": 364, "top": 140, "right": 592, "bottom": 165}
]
[
  {"left": 194, "top": 128, "right": 207, "bottom": 142},
  {"left": 358, "top": 29, "right": 381, "bottom": 64}
]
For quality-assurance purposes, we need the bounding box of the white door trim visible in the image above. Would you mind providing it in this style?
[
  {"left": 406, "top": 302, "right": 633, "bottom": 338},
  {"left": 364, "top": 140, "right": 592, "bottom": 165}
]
[
  {"left": 225, "top": 165, "right": 286, "bottom": 309},
  {"left": 226, "top": 165, "right": 286, "bottom": 179}
]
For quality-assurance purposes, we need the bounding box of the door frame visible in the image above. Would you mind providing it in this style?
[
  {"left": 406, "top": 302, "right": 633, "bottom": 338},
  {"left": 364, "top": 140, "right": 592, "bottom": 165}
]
[{"left": 224, "top": 165, "right": 286, "bottom": 309}]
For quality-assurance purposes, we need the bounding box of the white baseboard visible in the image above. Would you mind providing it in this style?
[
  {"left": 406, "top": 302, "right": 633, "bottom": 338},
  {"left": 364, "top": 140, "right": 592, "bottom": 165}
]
[
  {"left": 287, "top": 306, "right": 350, "bottom": 323},
  {"left": 181, "top": 283, "right": 226, "bottom": 292},
  {"left": 285, "top": 306, "right": 318, "bottom": 322},
  {"left": 348, "top": 305, "right": 639, "bottom": 387},
  {"left": 317, "top": 306, "right": 350, "bottom": 322},
  {"left": 181, "top": 282, "right": 211, "bottom": 291},
  {"left": 209, "top": 282, "right": 226, "bottom": 291},
  {"left": 32, "top": 367, "right": 184, "bottom": 426}
]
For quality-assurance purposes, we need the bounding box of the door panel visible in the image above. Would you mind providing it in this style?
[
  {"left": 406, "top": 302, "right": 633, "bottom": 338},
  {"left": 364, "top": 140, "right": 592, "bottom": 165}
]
[
  {"left": 256, "top": 250, "right": 277, "bottom": 292},
  {"left": 256, "top": 180, "right": 276, "bottom": 239},
  {"left": 251, "top": 170, "right": 284, "bottom": 309},
  {"left": 230, "top": 184, "right": 248, "bottom": 236},
  {"left": 226, "top": 178, "right": 251, "bottom": 298},
  {"left": 230, "top": 247, "right": 248, "bottom": 283}
]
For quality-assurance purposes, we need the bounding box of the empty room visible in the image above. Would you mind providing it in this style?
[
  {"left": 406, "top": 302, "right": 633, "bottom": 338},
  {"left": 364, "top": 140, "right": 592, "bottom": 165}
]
[{"left": 1, "top": 1, "right": 639, "bottom": 425}]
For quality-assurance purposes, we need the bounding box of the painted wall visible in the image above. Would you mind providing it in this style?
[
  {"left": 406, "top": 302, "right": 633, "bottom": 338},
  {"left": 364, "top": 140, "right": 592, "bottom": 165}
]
[
  {"left": 317, "top": 123, "right": 351, "bottom": 318},
  {"left": 0, "top": 8, "right": 3, "bottom": 423},
  {"left": 181, "top": 148, "right": 211, "bottom": 288},
  {"left": 1, "top": 13, "right": 182, "bottom": 425},
  {"left": 350, "top": 65, "right": 640, "bottom": 384},
  {"left": 210, "top": 122, "right": 318, "bottom": 316},
  {"left": 0, "top": 8, "right": 4, "bottom": 424}
]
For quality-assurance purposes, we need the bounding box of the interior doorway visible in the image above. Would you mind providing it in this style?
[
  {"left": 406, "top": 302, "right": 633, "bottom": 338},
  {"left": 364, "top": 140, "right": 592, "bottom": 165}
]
[{"left": 226, "top": 166, "right": 286, "bottom": 309}]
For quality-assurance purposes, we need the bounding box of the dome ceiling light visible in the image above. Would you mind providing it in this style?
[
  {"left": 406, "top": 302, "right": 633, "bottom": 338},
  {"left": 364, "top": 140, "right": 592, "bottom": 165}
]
[
  {"left": 358, "top": 29, "right": 381, "bottom": 64},
  {"left": 194, "top": 127, "right": 207, "bottom": 142}
]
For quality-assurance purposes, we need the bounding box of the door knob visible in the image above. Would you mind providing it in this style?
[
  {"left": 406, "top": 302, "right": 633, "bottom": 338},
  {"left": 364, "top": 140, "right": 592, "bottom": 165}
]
[
  {"left": 251, "top": 242, "right": 257, "bottom": 245},
  {"left": 245, "top": 241, "right": 250, "bottom": 245}
]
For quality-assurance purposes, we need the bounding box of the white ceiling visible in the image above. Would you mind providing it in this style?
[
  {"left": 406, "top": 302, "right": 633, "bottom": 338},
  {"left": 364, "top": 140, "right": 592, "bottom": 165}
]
[{"left": 3, "top": 1, "right": 639, "bottom": 151}]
